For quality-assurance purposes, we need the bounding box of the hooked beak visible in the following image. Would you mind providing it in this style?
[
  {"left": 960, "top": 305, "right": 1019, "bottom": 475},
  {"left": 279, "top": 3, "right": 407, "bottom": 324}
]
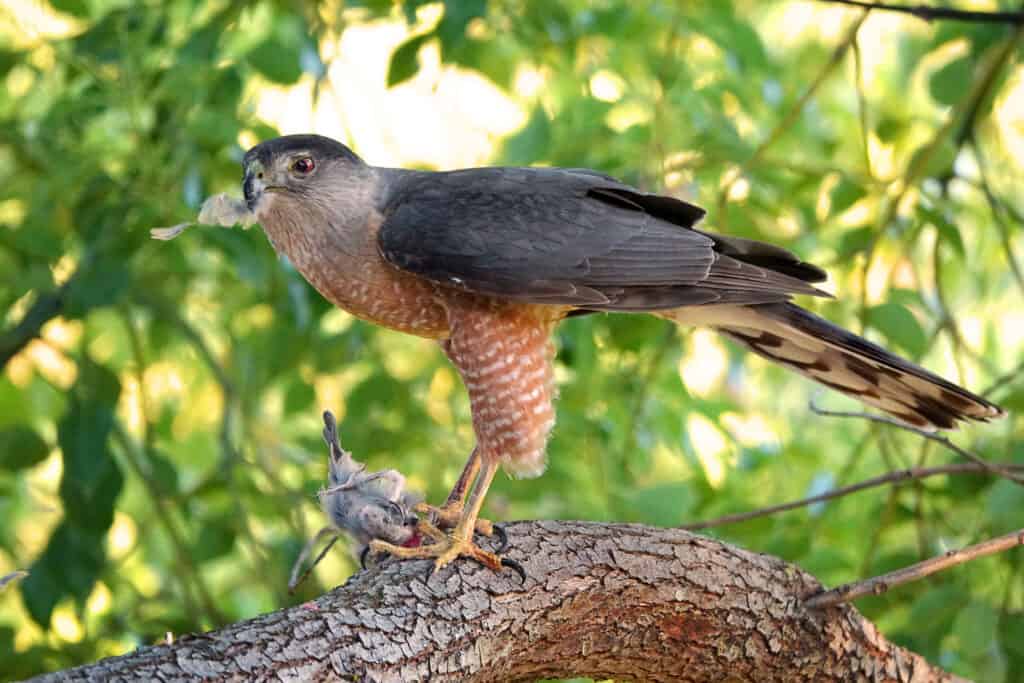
[
  {"left": 243, "top": 160, "right": 282, "bottom": 212},
  {"left": 243, "top": 163, "right": 262, "bottom": 211}
]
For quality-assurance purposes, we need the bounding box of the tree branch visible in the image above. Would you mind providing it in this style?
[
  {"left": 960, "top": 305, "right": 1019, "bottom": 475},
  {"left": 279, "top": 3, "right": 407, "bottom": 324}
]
[
  {"left": 818, "top": 0, "right": 1024, "bottom": 24},
  {"left": 806, "top": 528, "right": 1024, "bottom": 608},
  {"left": 0, "top": 287, "right": 66, "bottom": 370},
  {"left": 29, "top": 520, "right": 966, "bottom": 682},
  {"left": 809, "top": 404, "right": 1024, "bottom": 485},
  {"left": 682, "top": 462, "right": 1024, "bottom": 530},
  {"left": 718, "top": 10, "right": 868, "bottom": 226}
]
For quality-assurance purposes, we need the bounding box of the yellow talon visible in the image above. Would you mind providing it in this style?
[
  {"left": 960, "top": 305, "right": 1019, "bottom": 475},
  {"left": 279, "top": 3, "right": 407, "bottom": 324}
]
[
  {"left": 414, "top": 501, "right": 494, "bottom": 536},
  {"left": 370, "top": 458, "right": 505, "bottom": 573},
  {"left": 369, "top": 528, "right": 502, "bottom": 573}
]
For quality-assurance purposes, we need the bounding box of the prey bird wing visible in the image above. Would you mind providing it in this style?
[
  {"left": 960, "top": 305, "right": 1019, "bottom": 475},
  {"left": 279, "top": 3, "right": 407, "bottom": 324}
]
[{"left": 377, "top": 167, "right": 828, "bottom": 311}]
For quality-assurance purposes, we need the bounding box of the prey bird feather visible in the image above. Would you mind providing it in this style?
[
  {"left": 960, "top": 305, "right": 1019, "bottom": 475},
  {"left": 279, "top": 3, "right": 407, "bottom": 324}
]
[
  {"left": 150, "top": 193, "right": 255, "bottom": 240},
  {"left": 170, "top": 133, "right": 1005, "bottom": 575},
  {"left": 289, "top": 411, "right": 422, "bottom": 592}
]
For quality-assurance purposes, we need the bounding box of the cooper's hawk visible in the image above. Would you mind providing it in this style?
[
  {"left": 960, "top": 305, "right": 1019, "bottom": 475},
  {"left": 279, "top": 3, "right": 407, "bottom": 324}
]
[{"left": 241, "top": 134, "right": 1004, "bottom": 573}]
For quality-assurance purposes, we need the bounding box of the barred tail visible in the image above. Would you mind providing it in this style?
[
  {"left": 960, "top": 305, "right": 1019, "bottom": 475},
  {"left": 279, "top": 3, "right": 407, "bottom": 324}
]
[{"left": 667, "top": 302, "right": 1004, "bottom": 430}]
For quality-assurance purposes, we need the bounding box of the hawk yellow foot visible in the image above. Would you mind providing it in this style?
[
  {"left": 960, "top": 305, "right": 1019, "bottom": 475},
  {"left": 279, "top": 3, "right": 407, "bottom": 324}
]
[
  {"left": 368, "top": 454, "right": 523, "bottom": 580},
  {"left": 414, "top": 500, "right": 494, "bottom": 536},
  {"left": 369, "top": 528, "right": 505, "bottom": 574}
]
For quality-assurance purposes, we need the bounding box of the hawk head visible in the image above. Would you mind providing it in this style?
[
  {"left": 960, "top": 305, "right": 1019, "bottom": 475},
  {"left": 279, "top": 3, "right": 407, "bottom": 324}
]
[{"left": 242, "top": 134, "right": 364, "bottom": 216}]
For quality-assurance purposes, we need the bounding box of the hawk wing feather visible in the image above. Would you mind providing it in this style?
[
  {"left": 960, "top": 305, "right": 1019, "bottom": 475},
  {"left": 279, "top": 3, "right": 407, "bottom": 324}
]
[{"left": 378, "top": 167, "right": 828, "bottom": 311}]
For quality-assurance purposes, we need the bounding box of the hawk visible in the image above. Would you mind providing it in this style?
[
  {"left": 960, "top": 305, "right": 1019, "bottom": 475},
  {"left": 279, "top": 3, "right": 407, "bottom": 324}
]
[{"left": 241, "top": 134, "right": 1003, "bottom": 572}]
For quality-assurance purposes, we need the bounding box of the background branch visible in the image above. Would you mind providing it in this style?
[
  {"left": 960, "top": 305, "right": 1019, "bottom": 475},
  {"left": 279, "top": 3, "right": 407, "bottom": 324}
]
[
  {"left": 819, "top": 0, "right": 1024, "bottom": 24},
  {"left": 682, "top": 462, "right": 1024, "bottom": 530},
  {"left": 810, "top": 404, "right": 1024, "bottom": 485},
  {"left": 806, "top": 528, "right": 1024, "bottom": 608}
]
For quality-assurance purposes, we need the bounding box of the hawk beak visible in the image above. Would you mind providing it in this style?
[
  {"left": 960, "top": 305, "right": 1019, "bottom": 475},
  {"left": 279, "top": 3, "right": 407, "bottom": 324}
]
[{"left": 243, "top": 162, "right": 263, "bottom": 211}]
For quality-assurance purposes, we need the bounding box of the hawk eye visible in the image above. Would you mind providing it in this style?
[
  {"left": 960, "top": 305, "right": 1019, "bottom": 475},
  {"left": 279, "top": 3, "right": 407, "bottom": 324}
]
[{"left": 291, "top": 156, "right": 315, "bottom": 175}]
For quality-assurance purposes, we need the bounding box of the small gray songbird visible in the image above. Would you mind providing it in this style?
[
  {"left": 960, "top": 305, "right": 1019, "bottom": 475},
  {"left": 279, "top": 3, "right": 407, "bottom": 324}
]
[
  {"left": 318, "top": 411, "right": 421, "bottom": 550},
  {"left": 241, "top": 134, "right": 1004, "bottom": 575},
  {"left": 289, "top": 412, "right": 423, "bottom": 591}
]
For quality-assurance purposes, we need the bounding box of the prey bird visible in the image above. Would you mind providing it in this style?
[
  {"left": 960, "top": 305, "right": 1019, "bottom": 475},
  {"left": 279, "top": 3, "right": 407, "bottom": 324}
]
[{"left": 241, "top": 134, "right": 1004, "bottom": 573}]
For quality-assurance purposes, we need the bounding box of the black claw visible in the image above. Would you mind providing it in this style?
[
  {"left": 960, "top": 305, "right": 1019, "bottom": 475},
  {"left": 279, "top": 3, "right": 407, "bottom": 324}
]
[
  {"left": 500, "top": 557, "right": 527, "bottom": 584},
  {"left": 491, "top": 524, "right": 509, "bottom": 554},
  {"left": 359, "top": 546, "right": 372, "bottom": 570}
]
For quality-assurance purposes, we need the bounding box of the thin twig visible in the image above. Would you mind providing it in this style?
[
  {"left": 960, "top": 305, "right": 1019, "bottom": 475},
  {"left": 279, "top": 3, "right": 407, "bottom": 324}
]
[
  {"left": 682, "top": 462, "right": 1022, "bottom": 530},
  {"left": 818, "top": 0, "right": 1024, "bottom": 24},
  {"left": 983, "top": 356, "right": 1024, "bottom": 398},
  {"left": 972, "top": 139, "right": 1024, "bottom": 298},
  {"left": 857, "top": 23, "right": 1024, "bottom": 327},
  {"left": 718, "top": 10, "right": 868, "bottom": 225},
  {"left": 809, "top": 404, "right": 1024, "bottom": 485},
  {"left": 851, "top": 35, "right": 874, "bottom": 181},
  {"left": 111, "top": 424, "right": 225, "bottom": 624},
  {"left": 288, "top": 527, "right": 340, "bottom": 594},
  {"left": 805, "top": 528, "right": 1024, "bottom": 608}
]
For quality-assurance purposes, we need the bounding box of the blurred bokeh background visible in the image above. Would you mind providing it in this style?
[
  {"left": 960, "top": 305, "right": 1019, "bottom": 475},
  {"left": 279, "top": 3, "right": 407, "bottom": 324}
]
[{"left": 0, "top": 0, "right": 1022, "bottom": 680}]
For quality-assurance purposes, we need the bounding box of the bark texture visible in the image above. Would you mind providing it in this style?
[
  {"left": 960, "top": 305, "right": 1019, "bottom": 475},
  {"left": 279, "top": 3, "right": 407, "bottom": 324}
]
[{"left": 31, "top": 521, "right": 963, "bottom": 683}]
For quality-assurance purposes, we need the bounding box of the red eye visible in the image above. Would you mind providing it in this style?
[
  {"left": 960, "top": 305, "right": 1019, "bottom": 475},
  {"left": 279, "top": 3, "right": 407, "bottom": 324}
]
[{"left": 292, "top": 157, "right": 315, "bottom": 174}]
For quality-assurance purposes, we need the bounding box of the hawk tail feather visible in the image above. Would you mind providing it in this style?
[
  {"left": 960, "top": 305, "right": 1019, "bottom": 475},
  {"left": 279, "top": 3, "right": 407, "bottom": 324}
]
[{"left": 695, "top": 302, "right": 1003, "bottom": 430}]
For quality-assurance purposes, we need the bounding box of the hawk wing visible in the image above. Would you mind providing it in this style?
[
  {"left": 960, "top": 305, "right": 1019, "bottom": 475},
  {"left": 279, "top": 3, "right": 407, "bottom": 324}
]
[{"left": 377, "top": 167, "right": 828, "bottom": 311}]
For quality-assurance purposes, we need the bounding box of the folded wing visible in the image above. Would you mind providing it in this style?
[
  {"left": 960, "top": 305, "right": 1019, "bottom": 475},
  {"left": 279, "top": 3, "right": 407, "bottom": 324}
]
[{"left": 378, "top": 167, "right": 828, "bottom": 311}]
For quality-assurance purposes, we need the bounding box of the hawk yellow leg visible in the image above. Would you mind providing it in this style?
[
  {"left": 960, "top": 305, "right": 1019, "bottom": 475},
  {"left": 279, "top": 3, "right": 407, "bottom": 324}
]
[
  {"left": 370, "top": 456, "right": 502, "bottom": 572},
  {"left": 414, "top": 447, "right": 494, "bottom": 536}
]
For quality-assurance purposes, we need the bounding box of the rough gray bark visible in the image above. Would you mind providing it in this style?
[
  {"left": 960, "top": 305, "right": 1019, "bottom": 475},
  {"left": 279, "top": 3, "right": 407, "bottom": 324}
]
[{"left": 32, "top": 521, "right": 964, "bottom": 683}]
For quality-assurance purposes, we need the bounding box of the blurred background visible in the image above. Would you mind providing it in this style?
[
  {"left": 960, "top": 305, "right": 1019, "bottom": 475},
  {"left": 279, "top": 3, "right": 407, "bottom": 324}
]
[{"left": 0, "top": 0, "right": 1022, "bottom": 680}]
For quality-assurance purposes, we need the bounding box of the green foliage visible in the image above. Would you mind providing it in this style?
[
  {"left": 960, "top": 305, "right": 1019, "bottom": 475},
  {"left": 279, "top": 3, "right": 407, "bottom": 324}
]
[{"left": 0, "top": 1, "right": 1022, "bottom": 680}]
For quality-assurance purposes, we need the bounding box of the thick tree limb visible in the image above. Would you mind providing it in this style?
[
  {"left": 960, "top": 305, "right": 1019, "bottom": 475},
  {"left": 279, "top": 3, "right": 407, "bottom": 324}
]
[{"left": 32, "top": 521, "right": 964, "bottom": 682}]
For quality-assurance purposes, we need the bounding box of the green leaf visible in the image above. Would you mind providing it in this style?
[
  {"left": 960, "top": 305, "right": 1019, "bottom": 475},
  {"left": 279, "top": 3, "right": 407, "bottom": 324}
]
[
  {"left": 906, "top": 584, "right": 964, "bottom": 640},
  {"left": 194, "top": 519, "right": 236, "bottom": 563},
  {"left": 246, "top": 14, "right": 314, "bottom": 86},
  {"left": 875, "top": 116, "right": 906, "bottom": 142},
  {"left": 618, "top": 482, "right": 694, "bottom": 526},
  {"left": 63, "top": 260, "right": 131, "bottom": 319},
  {"left": 448, "top": 37, "right": 516, "bottom": 89},
  {"left": 437, "top": 0, "right": 486, "bottom": 57},
  {"left": 72, "top": 8, "right": 144, "bottom": 63},
  {"left": 147, "top": 449, "right": 180, "bottom": 497},
  {"left": 607, "top": 315, "right": 667, "bottom": 352},
  {"left": 0, "top": 48, "right": 23, "bottom": 79},
  {"left": 387, "top": 33, "right": 431, "bottom": 87},
  {"left": 1003, "top": 612, "right": 1024, "bottom": 657},
  {"left": 703, "top": 4, "right": 768, "bottom": 73},
  {"left": 953, "top": 602, "right": 998, "bottom": 656},
  {"left": 919, "top": 206, "right": 965, "bottom": 259},
  {"left": 284, "top": 380, "right": 315, "bottom": 414},
  {"left": 22, "top": 522, "right": 106, "bottom": 627},
  {"left": 929, "top": 55, "right": 972, "bottom": 107},
  {"left": 836, "top": 226, "right": 873, "bottom": 258},
  {"left": 0, "top": 426, "right": 50, "bottom": 471},
  {"left": 829, "top": 177, "right": 866, "bottom": 217},
  {"left": 1001, "top": 387, "right": 1024, "bottom": 413},
  {"left": 987, "top": 479, "right": 1024, "bottom": 531},
  {"left": 57, "top": 360, "right": 123, "bottom": 533},
  {"left": 908, "top": 138, "right": 957, "bottom": 180},
  {"left": 867, "top": 302, "right": 927, "bottom": 359},
  {"left": 500, "top": 106, "right": 551, "bottom": 165},
  {"left": 248, "top": 39, "right": 303, "bottom": 84},
  {"left": 49, "top": 0, "right": 90, "bottom": 18}
]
